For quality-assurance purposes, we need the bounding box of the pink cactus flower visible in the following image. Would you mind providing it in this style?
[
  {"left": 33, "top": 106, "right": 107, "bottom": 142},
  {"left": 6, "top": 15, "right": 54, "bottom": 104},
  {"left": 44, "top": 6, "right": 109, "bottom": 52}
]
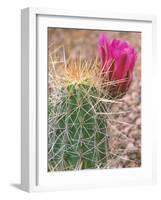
[{"left": 98, "top": 33, "right": 137, "bottom": 98}]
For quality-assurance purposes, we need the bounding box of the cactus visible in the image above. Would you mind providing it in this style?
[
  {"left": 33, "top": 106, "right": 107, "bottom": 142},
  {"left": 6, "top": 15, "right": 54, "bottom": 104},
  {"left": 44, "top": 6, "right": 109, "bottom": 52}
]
[
  {"left": 48, "top": 33, "right": 137, "bottom": 171},
  {"left": 48, "top": 83, "right": 109, "bottom": 171}
]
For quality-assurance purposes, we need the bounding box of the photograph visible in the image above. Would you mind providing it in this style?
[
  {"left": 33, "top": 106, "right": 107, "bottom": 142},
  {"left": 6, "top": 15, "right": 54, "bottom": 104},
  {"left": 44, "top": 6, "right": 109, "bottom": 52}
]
[{"left": 47, "top": 28, "right": 141, "bottom": 172}]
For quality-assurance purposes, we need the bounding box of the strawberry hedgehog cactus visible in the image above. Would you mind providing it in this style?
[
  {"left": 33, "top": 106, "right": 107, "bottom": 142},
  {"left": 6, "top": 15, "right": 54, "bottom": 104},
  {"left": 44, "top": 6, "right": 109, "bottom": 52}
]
[{"left": 48, "top": 33, "right": 137, "bottom": 171}]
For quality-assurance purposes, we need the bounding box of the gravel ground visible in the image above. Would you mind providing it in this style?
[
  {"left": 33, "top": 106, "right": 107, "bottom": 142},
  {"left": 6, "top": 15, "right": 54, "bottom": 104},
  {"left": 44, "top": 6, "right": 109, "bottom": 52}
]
[{"left": 48, "top": 28, "right": 141, "bottom": 168}]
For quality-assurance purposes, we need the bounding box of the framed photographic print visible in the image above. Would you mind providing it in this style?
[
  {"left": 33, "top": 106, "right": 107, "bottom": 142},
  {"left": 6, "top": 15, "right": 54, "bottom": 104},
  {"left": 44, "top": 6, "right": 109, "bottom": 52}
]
[{"left": 21, "top": 7, "right": 156, "bottom": 192}]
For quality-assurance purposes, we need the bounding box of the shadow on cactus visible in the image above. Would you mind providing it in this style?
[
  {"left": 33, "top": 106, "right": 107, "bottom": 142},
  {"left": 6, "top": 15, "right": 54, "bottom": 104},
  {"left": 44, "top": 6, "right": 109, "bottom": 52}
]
[{"left": 48, "top": 33, "right": 137, "bottom": 171}]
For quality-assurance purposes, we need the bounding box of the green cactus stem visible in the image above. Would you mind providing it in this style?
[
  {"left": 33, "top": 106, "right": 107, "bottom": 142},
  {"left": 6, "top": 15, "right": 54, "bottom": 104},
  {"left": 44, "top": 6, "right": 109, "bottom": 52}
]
[{"left": 48, "top": 83, "right": 109, "bottom": 171}]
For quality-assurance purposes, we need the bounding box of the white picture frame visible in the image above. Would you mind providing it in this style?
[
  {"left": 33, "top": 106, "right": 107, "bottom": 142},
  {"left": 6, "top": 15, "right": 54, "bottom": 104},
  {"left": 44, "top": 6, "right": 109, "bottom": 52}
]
[{"left": 21, "top": 7, "right": 157, "bottom": 192}]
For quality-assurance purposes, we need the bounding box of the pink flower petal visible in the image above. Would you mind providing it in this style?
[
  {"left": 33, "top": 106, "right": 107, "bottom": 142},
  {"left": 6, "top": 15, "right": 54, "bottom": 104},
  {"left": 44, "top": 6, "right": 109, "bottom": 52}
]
[
  {"left": 98, "top": 34, "right": 111, "bottom": 66},
  {"left": 112, "top": 53, "right": 129, "bottom": 80}
]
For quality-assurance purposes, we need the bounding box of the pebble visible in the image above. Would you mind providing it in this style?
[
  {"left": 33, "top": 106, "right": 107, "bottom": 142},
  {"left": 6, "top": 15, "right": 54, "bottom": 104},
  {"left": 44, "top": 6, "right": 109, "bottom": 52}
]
[
  {"left": 132, "top": 92, "right": 138, "bottom": 100},
  {"left": 127, "top": 142, "right": 135, "bottom": 150},
  {"left": 135, "top": 118, "right": 141, "bottom": 127},
  {"left": 119, "top": 141, "right": 127, "bottom": 149},
  {"left": 128, "top": 138, "right": 135, "bottom": 143},
  {"left": 130, "top": 131, "right": 140, "bottom": 140},
  {"left": 129, "top": 153, "right": 137, "bottom": 160}
]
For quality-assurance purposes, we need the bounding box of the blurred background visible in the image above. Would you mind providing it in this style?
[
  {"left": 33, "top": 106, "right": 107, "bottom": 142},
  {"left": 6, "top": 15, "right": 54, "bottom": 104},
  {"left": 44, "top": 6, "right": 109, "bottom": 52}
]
[{"left": 48, "top": 28, "right": 141, "bottom": 168}]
